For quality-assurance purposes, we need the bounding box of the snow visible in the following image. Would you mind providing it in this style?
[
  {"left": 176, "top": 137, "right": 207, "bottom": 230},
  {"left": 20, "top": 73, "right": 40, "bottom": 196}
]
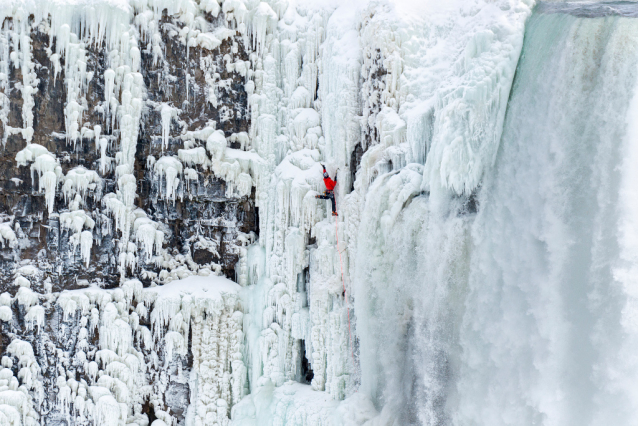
[
  {"left": 154, "top": 156, "right": 183, "bottom": 203},
  {"left": 15, "top": 144, "right": 62, "bottom": 214},
  {"left": 0, "top": 0, "right": 574, "bottom": 424},
  {"left": 46, "top": 274, "right": 244, "bottom": 426},
  {"left": 231, "top": 381, "right": 381, "bottom": 426},
  {"left": 146, "top": 274, "right": 240, "bottom": 301}
]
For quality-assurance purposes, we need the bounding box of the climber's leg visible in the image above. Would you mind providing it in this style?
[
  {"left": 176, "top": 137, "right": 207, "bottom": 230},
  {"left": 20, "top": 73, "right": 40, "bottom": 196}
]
[{"left": 330, "top": 193, "right": 337, "bottom": 216}]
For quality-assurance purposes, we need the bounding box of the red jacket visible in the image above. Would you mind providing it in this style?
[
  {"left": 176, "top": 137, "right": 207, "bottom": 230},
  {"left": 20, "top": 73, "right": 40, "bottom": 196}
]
[{"left": 324, "top": 177, "right": 337, "bottom": 191}]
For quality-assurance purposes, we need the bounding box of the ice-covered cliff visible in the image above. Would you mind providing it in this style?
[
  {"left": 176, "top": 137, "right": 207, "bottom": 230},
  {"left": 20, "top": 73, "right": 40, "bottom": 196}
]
[
  {"left": 2, "top": 0, "right": 638, "bottom": 425},
  {"left": 0, "top": 0, "right": 258, "bottom": 423}
]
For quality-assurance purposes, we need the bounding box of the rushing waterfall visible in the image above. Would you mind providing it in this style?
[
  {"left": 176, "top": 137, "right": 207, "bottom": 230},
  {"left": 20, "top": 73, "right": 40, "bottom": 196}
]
[
  {"left": 4, "top": 0, "right": 638, "bottom": 424},
  {"left": 420, "top": 5, "right": 638, "bottom": 426},
  {"left": 352, "top": 4, "right": 638, "bottom": 425}
]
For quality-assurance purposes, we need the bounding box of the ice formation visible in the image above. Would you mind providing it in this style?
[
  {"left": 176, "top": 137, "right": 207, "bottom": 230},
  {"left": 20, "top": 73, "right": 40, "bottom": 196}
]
[
  {"left": 7, "top": 0, "right": 638, "bottom": 425},
  {"left": 60, "top": 210, "right": 96, "bottom": 266},
  {"left": 15, "top": 144, "right": 62, "bottom": 214},
  {"left": 61, "top": 166, "right": 101, "bottom": 204},
  {"left": 0, "top": 275, "right": 243, "bottom": 426},
  {"left": 154, "top": 156, "right": 184, "bottom": 203},
  {"left": 229, "top": 0, "right": 532, "bottom": 422},
  {"left": 0, "top": 0, "right": 536, "bottom": 423}
]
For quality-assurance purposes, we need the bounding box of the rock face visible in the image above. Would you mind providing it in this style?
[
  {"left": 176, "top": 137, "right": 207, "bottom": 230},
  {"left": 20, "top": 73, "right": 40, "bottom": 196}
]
[
  {"left": 0, "top": 12, "right": 256, "bottom": 293},
  {"left": 0, "top": 5, "right": 257, "bottom": 425},
  {"left": 1, "top": 0, "right": 525, "bottom": 423}
]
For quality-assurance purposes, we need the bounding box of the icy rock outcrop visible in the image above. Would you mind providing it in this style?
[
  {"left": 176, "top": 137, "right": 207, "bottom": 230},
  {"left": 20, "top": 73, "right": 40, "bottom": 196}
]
[
  {"left": 0, "top": 1, "right": 259, "bottom": 424},
  {"left": 0, "top": 276, "right": 244, "bottom": 425},
  {"left": 0, "top": 0, "right": 257, "bottom": 291}
]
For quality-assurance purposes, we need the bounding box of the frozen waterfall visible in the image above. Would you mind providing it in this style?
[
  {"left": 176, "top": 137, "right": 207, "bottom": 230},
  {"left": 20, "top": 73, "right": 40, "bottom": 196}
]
[
  {"left": 350, "top": 3, "right": 638, "bottom": 426},
  {"left": 3, "top": 0, "right": 638, "bottom": 425},
  {"left": 377, "top": 5, "right": 638, "bottom": 426},
  {"left": 454, "top": 7, "right": 638, "bottom": 426}
]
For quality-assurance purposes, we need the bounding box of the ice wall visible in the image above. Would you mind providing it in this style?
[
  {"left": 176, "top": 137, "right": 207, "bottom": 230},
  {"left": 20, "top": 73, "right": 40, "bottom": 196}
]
[
  {"left": 217, "top": 0, "right": 542, "bottom": 424},
  {"left": 5, "top": 0, "right": 638, "bottom": 426},
  {"left": 0, "top": 275, "right": 245, "bottom": 426}
]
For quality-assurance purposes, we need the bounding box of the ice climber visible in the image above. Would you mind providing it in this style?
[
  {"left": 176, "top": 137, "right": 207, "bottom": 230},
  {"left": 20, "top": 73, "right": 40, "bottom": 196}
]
[{"left": 316, "top": 164, "right": 338, "bottom": 216}]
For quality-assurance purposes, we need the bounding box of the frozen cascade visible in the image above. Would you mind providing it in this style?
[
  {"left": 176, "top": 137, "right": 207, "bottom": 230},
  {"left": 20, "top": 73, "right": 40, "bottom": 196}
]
[
  {"left": 233, "top": 1, "right": 638, "bottom": 425},
  {"left": 233, "top": 0, "right": 535, "bottom": 423},
  {"left": 5, "top": 0, "right": 638, "bottom": 425},
  {"left": 453, "top": 9, "right": 638, "bottom": 426},
  {"left": 344, "top": 5, "right": 638, "bottom": 426}
]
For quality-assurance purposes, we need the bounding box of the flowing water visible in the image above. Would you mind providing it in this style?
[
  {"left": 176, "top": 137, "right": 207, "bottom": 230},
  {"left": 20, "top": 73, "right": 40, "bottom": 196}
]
[
  {"left": 396, "top": 4, "right": 638, "bottom": 425},
  {"left": 454, "top": 6, "right": 638, "bottom": 425}
]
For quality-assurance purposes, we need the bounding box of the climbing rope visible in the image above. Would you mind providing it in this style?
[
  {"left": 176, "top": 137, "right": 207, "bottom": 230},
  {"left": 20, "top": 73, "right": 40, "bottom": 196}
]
[{"left": 335, "top": 214, "right": 355, "bottom": 364}]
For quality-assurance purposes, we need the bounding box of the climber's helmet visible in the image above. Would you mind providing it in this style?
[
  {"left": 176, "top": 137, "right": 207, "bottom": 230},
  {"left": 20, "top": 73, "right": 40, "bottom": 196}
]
[{"left": 323, "top": 172, "right": 329, "bottom": 179}]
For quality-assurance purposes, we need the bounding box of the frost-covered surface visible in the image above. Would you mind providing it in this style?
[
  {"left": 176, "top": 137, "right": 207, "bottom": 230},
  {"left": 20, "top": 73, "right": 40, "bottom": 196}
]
[
  {"left": 5, "top": 0, "right": 638, "bottom": 426},
  {"left": 0, "top": 0, "right": 536, "bottom": 422},
  {"left": 0, "top": 275, "right": 244, "bottom": 425}
]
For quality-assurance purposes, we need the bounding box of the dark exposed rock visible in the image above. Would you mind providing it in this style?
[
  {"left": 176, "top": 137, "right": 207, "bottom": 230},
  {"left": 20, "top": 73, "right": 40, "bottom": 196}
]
[{"left": 0, "top": 13, "right": 256, "bottom": 293}]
